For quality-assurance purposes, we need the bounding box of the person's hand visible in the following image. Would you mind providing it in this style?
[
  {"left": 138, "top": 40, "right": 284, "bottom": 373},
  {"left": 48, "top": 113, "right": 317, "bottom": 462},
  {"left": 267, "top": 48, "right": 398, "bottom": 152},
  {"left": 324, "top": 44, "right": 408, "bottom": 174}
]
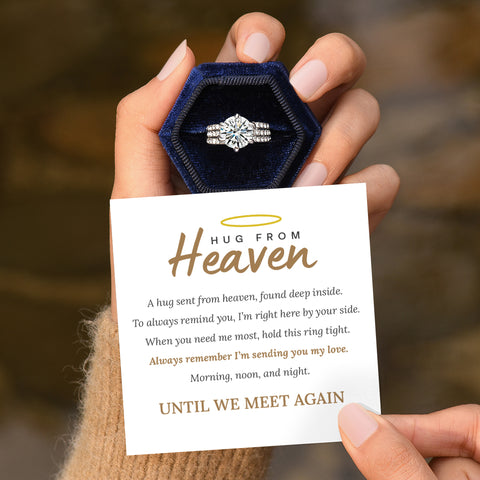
[
  {"left": 339, "top": 403, "right": 480, "bottom": 479},
  {"left": 110, "top": 12, "right": 400, "bottom": 318}
]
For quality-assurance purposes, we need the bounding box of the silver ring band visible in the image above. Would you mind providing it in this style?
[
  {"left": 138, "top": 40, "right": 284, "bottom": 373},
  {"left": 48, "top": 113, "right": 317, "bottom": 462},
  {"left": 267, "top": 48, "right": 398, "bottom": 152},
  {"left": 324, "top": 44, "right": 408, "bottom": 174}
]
[{"left": 206, "top": 114, "right": 271, "bottom": 152}]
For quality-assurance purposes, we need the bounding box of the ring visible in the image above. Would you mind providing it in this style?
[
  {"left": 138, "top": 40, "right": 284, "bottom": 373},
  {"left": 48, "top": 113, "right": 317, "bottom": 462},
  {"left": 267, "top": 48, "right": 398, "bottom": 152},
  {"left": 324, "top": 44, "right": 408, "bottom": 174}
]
[{"left": 206, "top": 114, "right": 271, "bottom": 152}]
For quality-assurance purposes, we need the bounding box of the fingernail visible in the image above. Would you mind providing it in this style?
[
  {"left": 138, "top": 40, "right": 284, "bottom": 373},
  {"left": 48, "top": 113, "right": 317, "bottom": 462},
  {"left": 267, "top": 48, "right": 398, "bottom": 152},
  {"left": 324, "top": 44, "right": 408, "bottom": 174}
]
[
  {"left": 338, "top": 403, "right": 379, "bottom": 448},
  {"left": 243, "top": 32, "right": 270, "bottom": 63},
  {"left": 294, "top": 162, "right": 328, "bottom": 187},
  {"left": 157, "top": 39, "right": 187, "bottom": 81},
  {"left": 290, "top": 59, "right": 328, "bottom": 100}
]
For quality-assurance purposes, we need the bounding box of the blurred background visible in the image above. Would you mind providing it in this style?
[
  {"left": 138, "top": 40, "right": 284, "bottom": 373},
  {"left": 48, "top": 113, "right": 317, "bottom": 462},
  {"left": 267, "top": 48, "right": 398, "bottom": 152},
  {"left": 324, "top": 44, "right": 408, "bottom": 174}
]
[{"left": 0, "top": 0, "right": 479, "bottom": 478}]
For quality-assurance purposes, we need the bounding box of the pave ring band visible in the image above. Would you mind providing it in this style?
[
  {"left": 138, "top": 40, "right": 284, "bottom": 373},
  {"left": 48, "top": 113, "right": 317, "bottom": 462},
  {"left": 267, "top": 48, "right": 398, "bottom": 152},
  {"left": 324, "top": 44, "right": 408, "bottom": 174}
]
[{"left": 206, "top": 114, "right": 271, "bottom": 152}]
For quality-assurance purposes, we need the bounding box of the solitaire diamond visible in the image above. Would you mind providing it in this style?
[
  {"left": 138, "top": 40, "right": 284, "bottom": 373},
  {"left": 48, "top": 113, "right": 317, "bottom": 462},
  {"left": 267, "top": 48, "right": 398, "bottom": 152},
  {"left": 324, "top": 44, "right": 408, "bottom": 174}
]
[
  {"left": 219, "top": 114, "right": 253, "bottom": 152},
  {"left": 206, "top": 114, "right": 271, "bottom": 152}
]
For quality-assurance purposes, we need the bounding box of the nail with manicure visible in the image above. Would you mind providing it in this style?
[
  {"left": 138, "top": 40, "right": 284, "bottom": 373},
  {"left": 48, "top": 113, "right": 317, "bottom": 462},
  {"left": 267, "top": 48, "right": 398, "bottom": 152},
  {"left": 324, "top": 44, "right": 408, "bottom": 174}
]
[
  {"left": 338, "top": 403, "right": 379, "bottom": 448},
  {"left": 157, "top": 39, "right": 187, "bottom": 81},
  {"left": 294, "top": 162, "right": 328, "bottom": 187},
  {"left": 243, "top": 32, "right": 271, "bottom": 63},
  {"left": 290, "top": 59, "right": 328, "bottom": 100}
]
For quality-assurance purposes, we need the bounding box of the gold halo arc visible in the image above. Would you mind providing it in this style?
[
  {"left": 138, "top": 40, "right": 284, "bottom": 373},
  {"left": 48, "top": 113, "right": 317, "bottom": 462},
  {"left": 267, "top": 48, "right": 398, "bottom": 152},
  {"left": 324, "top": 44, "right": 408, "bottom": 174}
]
[{"left": 220, "top": 214, "right": 282, "bottom": 228}]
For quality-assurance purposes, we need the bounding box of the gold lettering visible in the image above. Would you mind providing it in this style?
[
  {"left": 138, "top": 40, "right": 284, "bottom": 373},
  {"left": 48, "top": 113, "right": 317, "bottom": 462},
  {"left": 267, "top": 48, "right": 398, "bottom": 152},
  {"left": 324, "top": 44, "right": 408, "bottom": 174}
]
[
  {"left": 245, "top": 397, "right": 259, "bottom": 409},
  {"left": 159, "top": 403, "right": 170, "bottom": 414},
  {"left": 248, "top": 247, "right": 267, "bottom": 272},
  {"left": 203, "top": 251, "right": 220, "bottom": 274},
  {"left": 168, "top": 228, "right": 204, "bottom": 277},
  {"left": 294, "top": 394, "right": 305, "bottom": 406},
  {"left": 219, "top": 251, "right": 249, "bottom": 273},
  {"left": 316, "top": 393, "right": 327, "bottom": 404},
  {"left": 267, "top": 247, "right": 285, "bottom": 270},
  {"left": 171, "top": 402, "right": 183, "bottom": 414},
  {"left": 169, "top": 228, "right": 317, "bottom": 277},
  {"left": 286, "top": 246, "right": 317, "bottom": 269}
]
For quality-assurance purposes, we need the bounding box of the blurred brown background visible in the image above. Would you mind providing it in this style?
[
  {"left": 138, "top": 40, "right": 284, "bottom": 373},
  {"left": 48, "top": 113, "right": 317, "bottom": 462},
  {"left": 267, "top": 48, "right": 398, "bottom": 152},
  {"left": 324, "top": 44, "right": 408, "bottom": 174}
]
[{"left": 0, "top": 1, "right": 479, "bottom": 479}]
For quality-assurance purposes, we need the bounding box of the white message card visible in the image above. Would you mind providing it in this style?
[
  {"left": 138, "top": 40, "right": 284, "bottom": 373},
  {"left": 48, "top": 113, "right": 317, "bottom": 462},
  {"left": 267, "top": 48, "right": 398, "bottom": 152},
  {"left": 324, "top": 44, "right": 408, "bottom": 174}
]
[{"left": 110, "top": 184, "right": 380, "bottom": 455}]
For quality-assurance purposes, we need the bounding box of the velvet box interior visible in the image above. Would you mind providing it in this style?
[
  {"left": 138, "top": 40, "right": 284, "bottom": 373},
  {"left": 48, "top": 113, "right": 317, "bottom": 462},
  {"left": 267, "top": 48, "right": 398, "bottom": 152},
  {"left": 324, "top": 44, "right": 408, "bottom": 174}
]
[{"left": 159, "top": 62, "right": 321, "bottom": 193}]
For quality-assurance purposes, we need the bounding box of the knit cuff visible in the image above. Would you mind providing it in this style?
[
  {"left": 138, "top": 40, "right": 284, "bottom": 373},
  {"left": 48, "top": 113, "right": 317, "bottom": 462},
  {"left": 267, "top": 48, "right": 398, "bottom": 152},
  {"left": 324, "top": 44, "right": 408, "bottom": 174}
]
[{"left": 58, "top": 308, "right": 272, "bottom": 480}]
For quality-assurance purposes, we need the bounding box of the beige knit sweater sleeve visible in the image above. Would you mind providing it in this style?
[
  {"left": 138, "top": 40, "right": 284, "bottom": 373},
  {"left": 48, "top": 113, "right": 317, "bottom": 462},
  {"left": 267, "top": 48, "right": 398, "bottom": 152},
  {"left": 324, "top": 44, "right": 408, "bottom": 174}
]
[{"left": 58, "top": 308, "right": 272, "bottom": 480}]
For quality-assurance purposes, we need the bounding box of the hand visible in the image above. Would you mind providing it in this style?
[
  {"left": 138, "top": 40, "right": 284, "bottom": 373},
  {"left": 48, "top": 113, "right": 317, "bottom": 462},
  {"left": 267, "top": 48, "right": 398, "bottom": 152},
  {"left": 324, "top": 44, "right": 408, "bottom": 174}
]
[
  {"left": 110, "top": 12, "right": 400, "bottom": 318},
  {"left": 339, "top": 403, "right": 480, "bottom": 479}
]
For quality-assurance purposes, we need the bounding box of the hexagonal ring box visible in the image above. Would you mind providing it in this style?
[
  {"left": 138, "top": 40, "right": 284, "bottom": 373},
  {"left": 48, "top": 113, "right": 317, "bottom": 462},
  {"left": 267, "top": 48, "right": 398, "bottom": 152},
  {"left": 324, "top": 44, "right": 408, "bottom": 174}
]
[{"left": 159, "top": 62, "right": 321, "bottom": 193}]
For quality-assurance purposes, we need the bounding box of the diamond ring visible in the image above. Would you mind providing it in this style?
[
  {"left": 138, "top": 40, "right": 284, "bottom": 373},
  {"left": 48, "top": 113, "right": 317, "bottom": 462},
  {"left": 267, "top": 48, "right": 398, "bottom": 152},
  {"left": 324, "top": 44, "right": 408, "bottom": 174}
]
[{"left": 206, "top": 114, "right": 271, "bottom": 152}]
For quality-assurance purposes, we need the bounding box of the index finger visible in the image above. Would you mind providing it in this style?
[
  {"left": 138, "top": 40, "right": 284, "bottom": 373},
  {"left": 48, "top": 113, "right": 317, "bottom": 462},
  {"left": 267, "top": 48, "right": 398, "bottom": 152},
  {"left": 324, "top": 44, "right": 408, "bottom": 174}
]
[
  {"left": 215, "top": 12, "right": 285, "bottom": 63},
  {"left": 384, "top": 404, "right": 480, "bottom": 463}
]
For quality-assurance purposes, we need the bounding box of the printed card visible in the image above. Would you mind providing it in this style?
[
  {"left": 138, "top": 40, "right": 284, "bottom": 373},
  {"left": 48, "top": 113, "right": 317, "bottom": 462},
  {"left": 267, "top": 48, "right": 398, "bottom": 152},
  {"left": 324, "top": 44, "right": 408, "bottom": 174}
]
[{"left": 110, "top": 184, "right": 380, "bottom": 455}]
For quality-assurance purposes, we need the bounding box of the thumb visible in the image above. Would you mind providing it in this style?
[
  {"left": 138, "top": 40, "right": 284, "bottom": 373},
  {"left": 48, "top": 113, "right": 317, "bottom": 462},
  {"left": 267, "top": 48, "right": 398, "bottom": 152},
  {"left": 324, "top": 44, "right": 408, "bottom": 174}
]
[
  {"left": 338, "top": 403, "right": 436, "bottom": 480},
  {"left": 112, "top": 39, "right": 195, "bottom": 199}
]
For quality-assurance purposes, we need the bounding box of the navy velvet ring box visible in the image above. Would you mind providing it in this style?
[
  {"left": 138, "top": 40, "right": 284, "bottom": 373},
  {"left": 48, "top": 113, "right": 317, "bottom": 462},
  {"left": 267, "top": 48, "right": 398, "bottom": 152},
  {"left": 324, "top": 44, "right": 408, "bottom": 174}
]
[{"left": 159, "top": 62, "right": 321, "bottom": 193}]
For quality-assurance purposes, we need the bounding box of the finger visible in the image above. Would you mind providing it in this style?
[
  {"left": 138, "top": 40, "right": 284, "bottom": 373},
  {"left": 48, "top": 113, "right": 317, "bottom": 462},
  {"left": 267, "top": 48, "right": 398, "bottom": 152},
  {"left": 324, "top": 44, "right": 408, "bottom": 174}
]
[
  {"left": 294, "top": 89, "right": 380, "bottom": 187},
  {"left": 216, "top": 12, "right": 285, "bottom": 63},
  {"left": 112, "top": 40, "right": 195, "bottom": 199},
  {"left": 384, "top": 404, "right": 480, "bottom": 463},
  {"left": 338, "top": 403, "right": 436, "bottom": 480},
  {"left": 289, "top": 33, "right": 366, "bottom": 112},
  {"left": 430, "top": 457, "right": 480, "bottom": 479},
  {"left": 341, "top": 165, "right": 400, "bottom": 232}
]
